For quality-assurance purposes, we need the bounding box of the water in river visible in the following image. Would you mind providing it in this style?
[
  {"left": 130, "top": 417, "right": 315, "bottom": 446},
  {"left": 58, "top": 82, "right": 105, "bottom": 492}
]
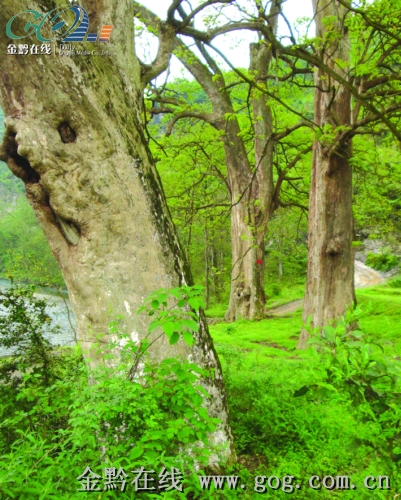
[{"left": 0, "top": 279, "right": 77, "bottom": 357}]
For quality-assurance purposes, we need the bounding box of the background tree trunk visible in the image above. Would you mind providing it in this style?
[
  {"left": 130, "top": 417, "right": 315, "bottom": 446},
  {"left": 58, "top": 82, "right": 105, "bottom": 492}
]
[
  {"left": 0, "top": 0, "right": 233, "bottom": 457},
  {"left": 175, "top": 45, "right": 272, "bottom": 321},
  {"left": 224, "top": 38, "right": 276, "bottom": 322},
  {"left": 135, "top": 1, "right": 283, "bottom": 322},
  {"left": 223, "top": 116, "right": 270, "bottom": 322},
  {"left": 204, "top": 225, "right": 210, "bottom": 310},
  {"left": 298, "top": 0, "right": 355, "bottom": 349}
]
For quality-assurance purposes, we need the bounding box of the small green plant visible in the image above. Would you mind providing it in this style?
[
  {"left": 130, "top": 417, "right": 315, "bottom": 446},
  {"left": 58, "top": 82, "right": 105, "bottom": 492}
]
[
  {"left": 226, "top": 325, "right": 236, "bottom": 335},
  {"left": 137, "top": 284, "right": 205, "bottom": 347},
  {"left": 0, "top": 278, "right": 61, "bottom": 386},
  {"left": 389, "top": 277, "right": 401, "bottom": 288},
  {"left": 271, "top": 283, "right": 282, "bottom": 297},
  {"left": 300, "top": 308, "right": 401, "bottom": 465}
]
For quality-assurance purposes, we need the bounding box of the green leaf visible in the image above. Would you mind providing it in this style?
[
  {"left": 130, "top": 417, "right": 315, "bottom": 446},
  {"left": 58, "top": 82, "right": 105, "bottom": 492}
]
[
  {"left": 188, "top": 364, "right": 208, "bottom": 376},
  {"left": 169, "top": 287, "right": 182, "bottom": 299},
  {"left": 345, "top": 341, "right": 364, "bottom": 348},
  {"left": 162, "top": 322, "right": 175, "bottom": 338},
  {"left": 156, "top": 293, "right": 168, "bottom": 303},
  {"left": 129, "top": 446, "right": 144, "bottom": 459},
  {"left": 170, "top": 331, "right": 180, "bottom": 345},
  {"left": 188, "top": 298, "right": 200, "bottom": 309},
  {"left": 322, "top": 326, "right": 336, "bottom": 342},
  {"left": 173, "top": 322, "right": 183, "bottom": 332},
  {"left": 149, "top": 320, "right": 159, "bottom": 332},
  {"left": 197, "top": 386, "right": 210, "bottom": 398},
  {"left": 144, "top": 450, "right": 158, "bottom": 461},
  {"left": 182, "top": 319, "right": 199, "bottom": 332},
  {"left": 183, "top": 331, "right": 195, "bottom": 346}
]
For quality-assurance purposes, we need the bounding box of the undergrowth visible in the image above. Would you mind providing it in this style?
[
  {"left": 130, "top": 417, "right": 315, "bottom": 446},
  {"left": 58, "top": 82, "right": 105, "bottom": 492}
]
[{"left": 1, "top": 282, "right": 401, "bottom": 498}]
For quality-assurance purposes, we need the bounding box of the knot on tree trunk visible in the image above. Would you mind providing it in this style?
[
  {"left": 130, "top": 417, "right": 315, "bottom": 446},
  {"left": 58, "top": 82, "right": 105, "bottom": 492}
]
[
  {"left": 326, "top": 237, "right": 343, "bottom": 255},
  {"left": 58, "top": 123, "right": 77, "bottom": 144},
  {"left": 55, "top": 215, "right": 81, "bottom": 246},
  {"left": 235, "top": 284, "right": 251, "bottom": 299}
]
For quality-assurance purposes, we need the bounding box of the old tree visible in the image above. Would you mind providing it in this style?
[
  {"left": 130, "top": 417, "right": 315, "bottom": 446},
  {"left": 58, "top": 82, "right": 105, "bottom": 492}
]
[
  {"left": 249, "top": 0, "right": 401, "bottom": 347},
  {"left": 136, "top": 0, "right": 312, "bottom": 322},
  {"left": 0, "top": 0, "right": 234, "bottom": 456},
  {"left": 296, "top": 0, "right": 401, "bottom": 347}
]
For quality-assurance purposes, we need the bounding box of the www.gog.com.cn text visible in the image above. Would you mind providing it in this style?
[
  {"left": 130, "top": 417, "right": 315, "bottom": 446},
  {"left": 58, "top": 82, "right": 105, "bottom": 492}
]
[{"left": 76, "top": 466, "right": 391, "bottom": 493}]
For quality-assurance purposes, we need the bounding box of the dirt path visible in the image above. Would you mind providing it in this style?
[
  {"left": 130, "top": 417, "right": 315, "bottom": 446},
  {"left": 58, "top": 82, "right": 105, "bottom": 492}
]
[
  {"left": 354, "top": 260, "right": 385, "bottom": 288},
  {"left": 266, "top": 299, "right": 303, "bottom": 316},
  {"left": 207, "top": 260, "right": 388, "bottom": 321},
  {"left": 266, "top": 260, "right": 385, "bottom": 317}
]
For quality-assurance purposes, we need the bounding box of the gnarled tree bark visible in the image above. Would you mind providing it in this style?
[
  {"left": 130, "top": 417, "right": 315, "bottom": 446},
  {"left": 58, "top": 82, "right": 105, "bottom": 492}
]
[
  {"left": 222, "top": 39, "right": 276, "bottom": 322},
  {"left": 0, "top": 0, "right": 234, "bottom": 459}
]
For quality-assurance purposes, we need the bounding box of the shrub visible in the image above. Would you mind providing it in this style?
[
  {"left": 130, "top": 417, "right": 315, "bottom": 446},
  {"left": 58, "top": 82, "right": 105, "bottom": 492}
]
[
  {"left": 220, "top": 353, "right": 378, "bottom": 499},
  {"left": 304, "top": 308, "right": 401, "bottom": 466},
  {"left": 366, "top": 252, "right": 399, "bottom": 271},
  {"left": 0, "top": 283, "right": 221, "bottom": 499},
  {"left": 389, "top": 277, "right": 401, "bottom": 288},
  {"left": 0, "top": 278, "right": 62, "bottom": 385},
  {"left": 271, "top": 283, "right": 282, "bottom": 297},
  {"left": 0, "top": 280, "right": 82, "bottom": 449}
]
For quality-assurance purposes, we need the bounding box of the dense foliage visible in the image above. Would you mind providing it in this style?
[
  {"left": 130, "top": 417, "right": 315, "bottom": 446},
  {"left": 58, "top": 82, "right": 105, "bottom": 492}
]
[
  {"left": 0, "top": 283, "right": 223, "bottom": 499},
  {"left": 1, "top": 283, "right": 401, "bottom": 498}
]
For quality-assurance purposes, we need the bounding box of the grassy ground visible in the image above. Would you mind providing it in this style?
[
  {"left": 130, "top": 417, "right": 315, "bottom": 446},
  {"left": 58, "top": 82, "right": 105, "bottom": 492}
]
[
  {"left": 205, "top": 284, "right": 306, "bottom": 319},
  {"left": 2, "top": 281, "right": 400, "bottom": 498},
  {"left": 205, "top": 281, "right": 401, "bottom": 499},
  {"left": 207, "top": 281, "right": 401, "bottom": 357}
]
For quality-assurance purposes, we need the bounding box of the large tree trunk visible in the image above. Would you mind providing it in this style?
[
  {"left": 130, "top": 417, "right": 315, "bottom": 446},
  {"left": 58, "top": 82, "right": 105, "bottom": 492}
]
[
  {"left": 0, "top": 0, "right": 233, "bottom": 457},
  {"left": 225, "top": 187, "right": 267, "bottom": 322},
  {"left": 298, "top": 0, "right": 355, "bottom": 349},
  {"left": 223, "top": 121, "right": 268, "bottom": 322}
]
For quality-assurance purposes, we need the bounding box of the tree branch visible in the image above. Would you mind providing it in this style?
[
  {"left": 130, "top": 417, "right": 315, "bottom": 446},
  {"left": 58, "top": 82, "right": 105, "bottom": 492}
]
[
  {"left": 167, "top": 0, "right": 184, "bottom": 22},
  {"left": 166, "top": 111, "right": 217, "bottom": 136},
  {"left": 273, "top": 121, "right": 312, "bottom": 141},
  {"left": 272, "top": 145, "right": 312, "bottom": 210},
  {"left": 171, "top": 7, "right": 401, "bottom": 140},
  {"left": 335, "top": 0, "right": 401, "bottom": 44},
  {"left": 178, "top": 0, "right": 235, "bottom": 30},
  {"left": 133, "top": 3, "right": 178, "bottom": 85},
  {"left": 340, "top": 103, "right": 401, "bottom": 142}
]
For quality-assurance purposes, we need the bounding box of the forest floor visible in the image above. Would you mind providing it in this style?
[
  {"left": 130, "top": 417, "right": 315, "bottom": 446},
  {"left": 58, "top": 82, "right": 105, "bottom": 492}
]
[
  {"left": 208, "top": 281, "right": 401, "bottom": 358},
  {"left": 1, "top": 279, "right": 400, "bottom": 498},
  {"left": 266, "top": 299, "right": 303, "bottom": 316},
  {"left": 206, "top": 279, "right": 401, "bottom": 498}
]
